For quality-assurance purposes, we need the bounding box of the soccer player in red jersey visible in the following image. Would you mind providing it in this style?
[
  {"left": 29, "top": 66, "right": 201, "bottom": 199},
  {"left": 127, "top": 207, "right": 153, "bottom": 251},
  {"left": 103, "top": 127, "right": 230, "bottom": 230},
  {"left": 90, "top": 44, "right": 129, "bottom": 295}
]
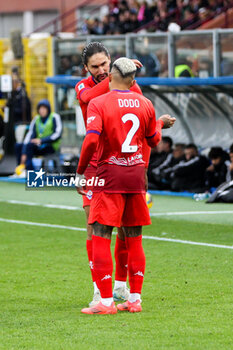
[
  {"left": 75, "top": 42, "right": 144, "bottom": 306},
  {"left": 77, "top": 58, "right": 176, "bottom": 314}
]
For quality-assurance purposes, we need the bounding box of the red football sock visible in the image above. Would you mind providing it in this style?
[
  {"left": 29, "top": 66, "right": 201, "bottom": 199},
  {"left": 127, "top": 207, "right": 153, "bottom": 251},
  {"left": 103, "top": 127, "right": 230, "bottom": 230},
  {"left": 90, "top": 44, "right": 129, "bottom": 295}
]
[
  {"left": 114, "top": 235, "right": 128, "bottom": 282},
  {"left": 92, "top": 235, "right": 113, "bottom": 298},
  {"left": 86, "top": 240, "right": 96, "bottom": 283},
  {"left": 125, "top": 235, "right": 145, "bottom": 294}
]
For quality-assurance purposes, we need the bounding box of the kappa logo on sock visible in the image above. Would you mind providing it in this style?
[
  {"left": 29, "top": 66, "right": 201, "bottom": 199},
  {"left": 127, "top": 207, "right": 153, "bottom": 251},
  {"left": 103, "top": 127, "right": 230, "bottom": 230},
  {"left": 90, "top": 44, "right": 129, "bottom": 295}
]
[
  {"left": 101, "top": 274, "right": 112, "bottom": 281},
  {"left": 134, "top": 271, "right": 144, "bottom": 277},
  {"left": 89, "top": 261, "right": 94, "bottom": 270}
]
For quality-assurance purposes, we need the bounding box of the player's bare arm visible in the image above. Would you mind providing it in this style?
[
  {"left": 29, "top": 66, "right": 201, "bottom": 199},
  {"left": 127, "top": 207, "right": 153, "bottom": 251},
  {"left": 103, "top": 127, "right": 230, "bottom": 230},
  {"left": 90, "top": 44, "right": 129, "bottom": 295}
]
[
  {"left": 159, "top": 115, "right": 176, "bottom": 129},
  {"left": 131, "top": 59, "right": 143, "bottom": 69}
]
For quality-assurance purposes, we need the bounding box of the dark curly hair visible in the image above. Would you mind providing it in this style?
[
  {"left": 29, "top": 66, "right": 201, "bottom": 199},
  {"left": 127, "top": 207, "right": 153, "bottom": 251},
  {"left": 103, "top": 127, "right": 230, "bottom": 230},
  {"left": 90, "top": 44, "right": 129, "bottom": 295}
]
[
  {"left": 208, "top": 147, "right": 224, "bottom": 160},
  {"left": 82, "top": 42, "right": 110, "bottom": 66}
]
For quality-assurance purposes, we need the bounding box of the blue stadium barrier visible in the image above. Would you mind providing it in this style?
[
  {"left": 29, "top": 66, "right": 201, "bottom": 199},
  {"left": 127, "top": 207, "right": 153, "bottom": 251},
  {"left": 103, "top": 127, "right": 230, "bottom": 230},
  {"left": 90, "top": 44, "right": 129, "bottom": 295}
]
[
  {"left": 0, "top": 177, "right": 25, "bottom": 183},
  {"left": 46, "top": 75, "right": 233, "bottom": 87},
  {"left": 148, "top": 190, "right": 194, "bottom": 198}
]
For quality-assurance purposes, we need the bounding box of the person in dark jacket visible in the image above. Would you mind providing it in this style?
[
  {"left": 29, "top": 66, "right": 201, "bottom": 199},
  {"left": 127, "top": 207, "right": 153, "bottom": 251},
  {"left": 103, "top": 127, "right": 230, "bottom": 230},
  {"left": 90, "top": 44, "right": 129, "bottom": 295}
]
[
  {"left": 151, "top": 143, "right": 186, "bottom": 190},
  {"left": 205, "top": 146, "right": 230, "bottom": 190},
  {"left": 148, "top": 136, "right": 173, "bottom": 188},
  {"left": 170, "top": 143, "right": 209, "bottom": 192},
  {"left": 226, "top": 144, "right": 233, "bottom": 182},
  {"left": 4, "top": 77, "right": 31, "bottom": 155}
]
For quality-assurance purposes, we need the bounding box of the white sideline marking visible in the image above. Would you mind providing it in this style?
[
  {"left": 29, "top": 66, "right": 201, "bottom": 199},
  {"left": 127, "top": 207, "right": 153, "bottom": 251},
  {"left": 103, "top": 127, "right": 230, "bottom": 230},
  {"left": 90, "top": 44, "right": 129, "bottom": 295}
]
[
  {"left": 151, "top": 210, "right": 233, "bottom": 217},
  {"left": 6, "top": 200, "right": 82, "bottom": 211},
  {"left": 3, "top": 200, "right": 233, "bottom": 217},
  {"left": 143, "top": 234, "right": 233, "bottom": 250},
  {"left": 0, "top": 217, "right": 232, "bottom": 250},
  {"left": 0, "top": 218, "right": 86, "bottom": 232}
]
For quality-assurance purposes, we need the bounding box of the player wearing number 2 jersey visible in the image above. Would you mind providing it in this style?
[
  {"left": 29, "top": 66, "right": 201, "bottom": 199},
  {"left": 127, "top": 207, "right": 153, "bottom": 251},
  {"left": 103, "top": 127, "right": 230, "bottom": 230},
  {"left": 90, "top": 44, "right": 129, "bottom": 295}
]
[
  {"left": 77, "top": 58, "right": 176, "bottom": 315},
  {"left": 75, "top": 42, "right": 145, "bottom": 306}
]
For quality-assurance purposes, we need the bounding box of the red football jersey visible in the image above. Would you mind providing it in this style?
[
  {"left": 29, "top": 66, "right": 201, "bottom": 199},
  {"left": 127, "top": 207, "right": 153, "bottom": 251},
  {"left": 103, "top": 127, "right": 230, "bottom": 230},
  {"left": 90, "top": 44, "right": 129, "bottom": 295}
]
[
  {"left": 75, "top": 76, "right": 144, "bottom": 170},
  {"left": 75, "top": 76, "right": 142, "bottom": 126},
  {"left": 84, "top": 90, "right": 158, "bottom": 193}
]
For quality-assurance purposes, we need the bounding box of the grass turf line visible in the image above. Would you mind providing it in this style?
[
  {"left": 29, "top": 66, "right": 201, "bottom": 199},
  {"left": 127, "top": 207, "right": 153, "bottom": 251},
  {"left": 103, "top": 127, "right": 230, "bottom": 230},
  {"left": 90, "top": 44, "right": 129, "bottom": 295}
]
[{"left": 0, "top": 201, "right": 233, "bottom": 349}]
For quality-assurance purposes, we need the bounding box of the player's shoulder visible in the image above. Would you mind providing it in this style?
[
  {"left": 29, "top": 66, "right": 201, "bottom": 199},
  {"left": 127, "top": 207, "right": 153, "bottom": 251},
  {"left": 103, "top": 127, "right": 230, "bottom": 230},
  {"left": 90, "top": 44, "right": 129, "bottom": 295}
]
[
  {"left": 75, "top": 76, "right": 93, "bottom": 93},
  {"left": 91, "top": 91, "right": 112, "bottom": 106},
  {"left": 136, "top": 93, "right": 153, "bottom": 107}
]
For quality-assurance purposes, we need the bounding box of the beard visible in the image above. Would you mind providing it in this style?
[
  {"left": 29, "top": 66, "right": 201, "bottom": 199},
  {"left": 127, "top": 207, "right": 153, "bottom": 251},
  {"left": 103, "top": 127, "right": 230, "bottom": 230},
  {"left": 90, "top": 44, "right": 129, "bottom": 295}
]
[{"left": 95, "top": 72, "right": 108, "bottom": 83}]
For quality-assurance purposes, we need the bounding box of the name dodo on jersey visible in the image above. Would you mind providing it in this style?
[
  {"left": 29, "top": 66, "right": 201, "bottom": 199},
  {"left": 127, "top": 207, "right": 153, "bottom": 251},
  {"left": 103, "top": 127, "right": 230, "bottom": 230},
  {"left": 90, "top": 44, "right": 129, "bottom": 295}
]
[{"left": 118, "top": 98, "right": 140, "bottom": 108}]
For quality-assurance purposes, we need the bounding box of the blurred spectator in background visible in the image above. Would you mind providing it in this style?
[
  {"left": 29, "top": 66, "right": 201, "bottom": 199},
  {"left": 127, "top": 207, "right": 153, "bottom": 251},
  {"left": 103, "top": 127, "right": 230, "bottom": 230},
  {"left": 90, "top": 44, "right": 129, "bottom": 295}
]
[
  {"left": 14, "top": 99, "right": 62, "bottom": 176},
  {"left": 170, "top": 143, "right": 209, "bottom": 192},
  {"left": 151, "top": 143, "right": 186, "bottom": 189},
  {"left": 205, "top": 146, "right": 230, "bottom": 189},
  {"left": 226, "top": 143, "right": 233, "bottom": 181},
  {"left": 129, "top": 9, "right": 140, "bottom": 31},
  {"left": 89, "top": 18, "right": 105, "bottom": 35},
  {"left": 0, "top": 116, "right": 4, "bottom": 139},
  {"left": 135, "top": 47, "right": 161, "bottom": 76},
  {"left": 138, "top": 1, "right": 153, "bottom": 26},
  {"left": 175, "top": 59, "right": 195, "bottom": 77},
  {"left": 118, "top": 10, "right": 132, "bottom": 33},
  {"left": 158, "top": 50, "right": 169, "bottom": 77},
  {"left": 78, "top": 0, "right": 231, "bottom": 35},
  {"left": 71, "top": 54, "right": 83, "bottom": 71},
  {"left": 0, "top": 116, "right": 4, "bottom": 161},
  {"left": 176, "top": 0, "right": 187, "bottom": 22},
  {"left": 58, "top": 56, "right": 72, "bottom": 75},
  {"left": 148, "top": 136, "right": 173, "bottom": 187},
  {"left": 181, "top": 7, "right": 199, "bottom": 29},
  {"left": 3, "top": 75, "right": 31, "bottom": 155}
]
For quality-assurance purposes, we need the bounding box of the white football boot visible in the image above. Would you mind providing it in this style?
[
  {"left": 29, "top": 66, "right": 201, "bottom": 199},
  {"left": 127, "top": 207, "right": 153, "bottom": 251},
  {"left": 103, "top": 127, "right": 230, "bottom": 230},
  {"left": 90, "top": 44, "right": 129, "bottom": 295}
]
[
  {"left": 113, "top": 286, "right": 130, "bottom": 302},
  {"left": 89, "top": 290, "right": 101, "bottom": 307}
]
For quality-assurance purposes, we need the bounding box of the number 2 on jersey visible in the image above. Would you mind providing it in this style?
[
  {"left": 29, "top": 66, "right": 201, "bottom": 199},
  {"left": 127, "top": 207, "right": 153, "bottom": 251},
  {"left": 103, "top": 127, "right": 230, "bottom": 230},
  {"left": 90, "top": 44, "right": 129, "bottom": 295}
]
[{"left": 121, "top": 113, "right": 140, "bottom": 153}]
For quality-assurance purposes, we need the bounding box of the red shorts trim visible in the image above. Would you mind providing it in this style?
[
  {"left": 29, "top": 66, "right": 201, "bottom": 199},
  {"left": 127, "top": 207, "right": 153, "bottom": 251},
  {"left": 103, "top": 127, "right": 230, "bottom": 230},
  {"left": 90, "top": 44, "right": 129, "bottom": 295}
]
[{"left": 88, "top": 192, "right": 151, "bottom": 227}]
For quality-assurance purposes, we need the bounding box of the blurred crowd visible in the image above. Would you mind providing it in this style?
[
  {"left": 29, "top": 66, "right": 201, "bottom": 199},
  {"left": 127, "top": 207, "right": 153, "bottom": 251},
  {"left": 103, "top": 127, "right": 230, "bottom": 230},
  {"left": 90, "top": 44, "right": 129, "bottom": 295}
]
[
  {"left": 81, "top": 0, "right": 232, "bottom": 35},
  {"left": 148, "top": 137, "right": 233, "bottom": 193}
]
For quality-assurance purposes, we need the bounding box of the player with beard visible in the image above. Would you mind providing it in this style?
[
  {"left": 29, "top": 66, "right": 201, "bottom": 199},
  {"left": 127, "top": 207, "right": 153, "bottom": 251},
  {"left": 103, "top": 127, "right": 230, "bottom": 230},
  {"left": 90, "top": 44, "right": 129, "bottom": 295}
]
[
  {"left": 75, "top": 43, "right": 173, "bottom": 307},
  {"left": 76, "top": 58, "right": 175, "bottom": 314},
  {"left": 75, "top": 42, "right": 144, "bottom": 307}
]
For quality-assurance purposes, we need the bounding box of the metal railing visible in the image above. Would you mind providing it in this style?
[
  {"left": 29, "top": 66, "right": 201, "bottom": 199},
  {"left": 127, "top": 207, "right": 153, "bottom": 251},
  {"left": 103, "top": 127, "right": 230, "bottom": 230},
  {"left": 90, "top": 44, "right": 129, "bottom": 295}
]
[{"left": 55, "top": 29, "right": 233, "bottom": 78}]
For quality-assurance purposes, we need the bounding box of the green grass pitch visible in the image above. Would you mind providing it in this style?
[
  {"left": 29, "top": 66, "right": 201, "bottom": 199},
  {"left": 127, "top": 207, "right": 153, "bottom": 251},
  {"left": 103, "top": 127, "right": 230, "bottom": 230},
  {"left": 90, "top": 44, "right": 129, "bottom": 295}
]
[{"left": 0, "top": 182, "right": 233, "bottom": 349}]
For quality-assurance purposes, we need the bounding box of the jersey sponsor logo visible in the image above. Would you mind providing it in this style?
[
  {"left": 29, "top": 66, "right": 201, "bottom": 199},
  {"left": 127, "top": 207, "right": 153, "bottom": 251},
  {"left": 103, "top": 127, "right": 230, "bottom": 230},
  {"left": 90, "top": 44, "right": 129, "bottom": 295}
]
[
  {"left": 89, "top": 260, "right": 94, "bottom": 270},
  {"left": 87, "top": 116, "right": 96, "bottom": 125},
  {"left": 108, "top": 156, "right": 127, "bottom": 166},
  {"left": 108, "top": 154, "right": 144, "bottom": 166},
  {"left": 78, "top": 83, "right": 85, "bottom": 91},
  {"left": 127, "top": 153, "right": 143, "bottom": 163},
  {"left": 134, "top": 271, "right": 144, "bottom": 277},
  {"left": 118, "top": 98, "right": 140, "bottom": 108},
  {"left": 101, "top": 274, "right": 112, "bottom": 281}
]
